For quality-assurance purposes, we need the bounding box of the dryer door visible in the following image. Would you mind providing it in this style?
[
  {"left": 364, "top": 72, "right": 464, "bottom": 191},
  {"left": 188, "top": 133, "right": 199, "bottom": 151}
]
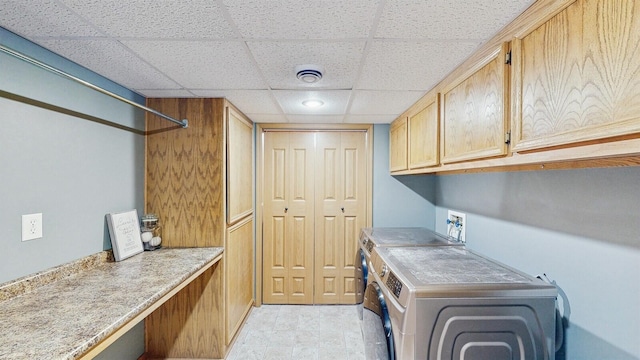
[
  {"left": 363, "top": 282, "right": 395, "bottom": 360},
  {"left": 355, "top": 248, "right": 368, "bottom": 304},
  {"left": 355, "top": 248, "right": 368, "bottom": 320}
]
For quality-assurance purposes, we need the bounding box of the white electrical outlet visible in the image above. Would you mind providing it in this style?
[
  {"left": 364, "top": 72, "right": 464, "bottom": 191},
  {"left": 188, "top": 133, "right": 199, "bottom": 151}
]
[
  {"left": 447, "top": 210, "right": 466, "bottom": 243},
  {"left": 22, "top": 213, "right": 43, "bottom": 241}
]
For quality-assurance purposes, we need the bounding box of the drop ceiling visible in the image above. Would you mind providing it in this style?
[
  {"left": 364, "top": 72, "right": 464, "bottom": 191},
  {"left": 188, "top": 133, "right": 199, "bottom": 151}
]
[{"left": 0, "top": 0, "right": 534, "bottom": 124}]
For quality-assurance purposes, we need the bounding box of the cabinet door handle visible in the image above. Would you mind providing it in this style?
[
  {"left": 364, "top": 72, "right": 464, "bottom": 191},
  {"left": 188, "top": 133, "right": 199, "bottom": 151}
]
[
  {"left": 341, "top": 207, "right": 345, "bottom": 213},
  {"left": 284, "top": 207, "right": 288, "bottom": 213}
]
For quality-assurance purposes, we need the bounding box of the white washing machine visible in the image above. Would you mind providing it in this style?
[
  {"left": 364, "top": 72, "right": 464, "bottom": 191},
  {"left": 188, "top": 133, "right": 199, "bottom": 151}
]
[{"left": 363, "top": 246, "right": 558, "bottom": 360}]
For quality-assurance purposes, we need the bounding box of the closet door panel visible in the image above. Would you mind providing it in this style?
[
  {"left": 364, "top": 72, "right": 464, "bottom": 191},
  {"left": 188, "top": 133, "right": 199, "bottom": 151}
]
[{"left": 263, "top": 132, "right": 314, "bottom": 304}]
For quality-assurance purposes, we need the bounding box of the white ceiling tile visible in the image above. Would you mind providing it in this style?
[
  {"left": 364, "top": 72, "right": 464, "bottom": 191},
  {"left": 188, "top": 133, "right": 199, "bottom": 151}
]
[
  {"left": 376, "top": 0, "right": 535, "bottom": 40},
  {"left": 273, "top": 90, "right": 351, "bottom": 115},
  {"left": 247, "top": 41, "right": 365, "bottom": 89},
  {"left": 286, "top": 115, "right": 345, "bottom": 123},
  {"left": 121, "top": 40, "right": 266, "bottom": 89},
  {"left": 344, "top": 114, "right": 397, "bottom": 124},
  {"left": 357, "top": 40, "right": 480, "bottom": 91},
  {"left": 59, "top": 0, "right": 235, "bottom": 39},
  {"left": 0, "top": 0, "right": 102, "bottom": 37},
  {"left": 222, "top": 0, "right": 380, "bottom": 39},
  {"left": 350, "top": 90, "right": 425, "bottom": 115},
  {"left": 245, "top": 114, "right": 288, "bottom": 123},
  {"left": 36, "top": 39, "right": 181, "bottom": 90},
  {"left": 190, "top": 90, "right": 282, "bottom": 114},
  {"left": 138, "top": 89, "right": 195, "bottom": 98},
  {"left": 1, "top": 0, "right": 535, "bottom": 124}
]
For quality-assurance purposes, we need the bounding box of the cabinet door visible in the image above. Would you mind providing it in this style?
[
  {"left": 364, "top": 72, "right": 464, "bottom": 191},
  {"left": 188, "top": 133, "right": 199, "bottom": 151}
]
[
  {"left": 408, "top": 94, "right": 439, "bottom": 169},
  {"left": 441, "top": 44, "right": 510, "bottom": 164},
  {"left": 512, "top": 0, "right": 640, "bottom": 152},
  {"left": 225, "top": 216, "right": 254, "bottom": 344},
  {"left": 227, "top": 106, "right": 254, "bottom": 224},
  {"left": 389, "top": 117, "right": 408, "bottom": 172}
]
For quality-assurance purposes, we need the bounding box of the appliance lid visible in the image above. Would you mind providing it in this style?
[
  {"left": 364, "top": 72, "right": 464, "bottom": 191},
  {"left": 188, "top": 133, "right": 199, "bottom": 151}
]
[
  {"left": 375, "top": 246, "right": 557, "bottom": 297},
  {"left": 360, "top": 227, "right": 462, "bottom": 246}
]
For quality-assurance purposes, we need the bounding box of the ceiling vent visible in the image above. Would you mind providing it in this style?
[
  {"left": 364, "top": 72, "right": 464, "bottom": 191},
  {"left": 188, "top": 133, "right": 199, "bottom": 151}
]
[{"left": 295, "top": 64, "right": 324, "bottom": 84}]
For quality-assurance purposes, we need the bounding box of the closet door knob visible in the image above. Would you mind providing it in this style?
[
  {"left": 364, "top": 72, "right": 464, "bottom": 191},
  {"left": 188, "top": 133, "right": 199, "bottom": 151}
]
[
  {"left": 284, "top": 207, "right": 288, "bottom": 213},
  {"left": 341, "top": 207, "right": 345, "bottom": 213}
]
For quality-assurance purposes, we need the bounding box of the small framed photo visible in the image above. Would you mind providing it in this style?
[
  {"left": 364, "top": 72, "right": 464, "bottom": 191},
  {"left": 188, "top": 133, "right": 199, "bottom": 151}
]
[{"left": 106, "top": 209, "right": 144, "bottom": 261}]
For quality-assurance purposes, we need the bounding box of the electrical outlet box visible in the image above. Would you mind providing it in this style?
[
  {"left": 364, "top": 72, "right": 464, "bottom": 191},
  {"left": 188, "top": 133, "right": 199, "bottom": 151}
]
[
  {"left": 447, "top": 210, "right": 466, "bottom": 243},
  {"left": 22, "top": 213, "right": 43, "bottom": 241}
]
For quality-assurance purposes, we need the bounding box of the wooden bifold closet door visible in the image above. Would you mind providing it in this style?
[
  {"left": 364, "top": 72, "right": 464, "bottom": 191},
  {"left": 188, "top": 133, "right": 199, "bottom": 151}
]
[{"left": 262, "top": 131, "right": 367, "bottom": 305}]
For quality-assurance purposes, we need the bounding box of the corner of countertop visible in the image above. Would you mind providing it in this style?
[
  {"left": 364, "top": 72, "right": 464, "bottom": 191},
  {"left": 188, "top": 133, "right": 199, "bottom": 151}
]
[{"left": 0, "top": 250, "right": 114, "bottom": 301}]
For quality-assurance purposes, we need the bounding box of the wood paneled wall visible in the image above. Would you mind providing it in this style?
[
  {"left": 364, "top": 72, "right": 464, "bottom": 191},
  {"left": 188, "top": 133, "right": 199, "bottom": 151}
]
[
  {"left": 145, "top": 98, "right": 226, "bottom": 248},
  {"left": 145, "top": 262, "right": 224, "bottom": 359}
]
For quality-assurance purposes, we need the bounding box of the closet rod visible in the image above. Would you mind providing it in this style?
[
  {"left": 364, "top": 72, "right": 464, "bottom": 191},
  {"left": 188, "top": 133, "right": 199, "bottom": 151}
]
[{"left": 0, "top": 44, "right": 188, "bottom": 129}]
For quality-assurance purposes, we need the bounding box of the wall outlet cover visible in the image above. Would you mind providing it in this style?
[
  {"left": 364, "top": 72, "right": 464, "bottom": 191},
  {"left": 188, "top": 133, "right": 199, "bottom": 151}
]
[{"left": 22, "top": 213, "right": 43, "bottom": 241}]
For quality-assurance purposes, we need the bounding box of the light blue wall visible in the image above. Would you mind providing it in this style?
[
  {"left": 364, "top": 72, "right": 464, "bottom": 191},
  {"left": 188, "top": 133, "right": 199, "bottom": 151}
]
[
  {"left": 434, "top": 169, "right": 640, "bottom": 360},
  {"left": 372, "top": 124, "right": 436, "bottom": 228},
  {"left": 0, "top": 28, "right": 144, "bottom": 359}
]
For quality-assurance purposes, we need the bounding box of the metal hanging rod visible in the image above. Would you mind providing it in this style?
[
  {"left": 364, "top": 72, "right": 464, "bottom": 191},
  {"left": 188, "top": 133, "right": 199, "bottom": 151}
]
[{"left": 0, "top": 44, "right": 188, "bottom": 129}]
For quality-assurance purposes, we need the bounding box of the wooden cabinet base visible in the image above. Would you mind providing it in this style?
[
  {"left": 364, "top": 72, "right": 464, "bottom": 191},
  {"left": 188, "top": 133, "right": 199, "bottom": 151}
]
[{"left": 145, "top": 262, "right": 225, "bottom": 359}]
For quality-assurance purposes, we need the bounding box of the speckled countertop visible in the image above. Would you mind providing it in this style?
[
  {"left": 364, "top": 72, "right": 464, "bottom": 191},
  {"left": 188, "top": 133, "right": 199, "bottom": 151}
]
[{"left": 0, "top": 247, "right": 223, "bottom": 360}]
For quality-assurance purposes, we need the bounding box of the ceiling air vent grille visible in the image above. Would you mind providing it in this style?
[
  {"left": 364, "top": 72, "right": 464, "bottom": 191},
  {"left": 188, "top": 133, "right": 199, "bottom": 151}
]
[{"left": 295, "top": 65, "right": 323, "bottom": 84}]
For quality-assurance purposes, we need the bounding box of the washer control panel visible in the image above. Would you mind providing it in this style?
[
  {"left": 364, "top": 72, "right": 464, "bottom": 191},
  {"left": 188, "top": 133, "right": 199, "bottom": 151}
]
[
  {"left": 366, "top": 240, "right": 374, "bottom": 253},
  {"left": 386, "top": 271, "right": 403, "bottom": 299}
]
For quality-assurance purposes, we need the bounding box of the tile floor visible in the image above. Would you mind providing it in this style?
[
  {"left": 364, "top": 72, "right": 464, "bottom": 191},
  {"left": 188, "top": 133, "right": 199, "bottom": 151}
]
[{"left": 226, "top": 305, "right": 365, "bottom": 360}]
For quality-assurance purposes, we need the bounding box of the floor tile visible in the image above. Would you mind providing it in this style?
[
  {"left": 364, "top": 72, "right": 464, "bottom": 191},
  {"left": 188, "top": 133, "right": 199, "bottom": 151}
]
[{"left": 229, "top": 305, "right": 365, "bottom": 360}]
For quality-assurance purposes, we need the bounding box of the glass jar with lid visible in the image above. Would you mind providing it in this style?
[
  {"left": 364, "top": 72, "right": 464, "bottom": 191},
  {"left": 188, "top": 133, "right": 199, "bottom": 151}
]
[{"left": 140, "top": 213, "right": 162, "bottom": 250}]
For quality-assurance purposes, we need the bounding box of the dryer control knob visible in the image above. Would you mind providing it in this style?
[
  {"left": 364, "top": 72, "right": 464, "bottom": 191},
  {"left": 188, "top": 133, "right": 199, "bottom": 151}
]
[{"left": 380, "top": 264, "right": 388, "bottom": 277}]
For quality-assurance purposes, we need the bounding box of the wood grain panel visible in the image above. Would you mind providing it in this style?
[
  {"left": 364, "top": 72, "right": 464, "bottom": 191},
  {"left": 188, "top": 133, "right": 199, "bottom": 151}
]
[
  {"left": 271, "top": 217, "right": 285, "bottom": 267},
  {"left": 344, "top": 148, "right": 357, "bottom": 199},
  {"left": 314, "top": 132, "right": 366, "bottom": 304},
  {"left": 441, "top": 44, "right": 509, "bottom": 163},
  {"left": 225, "top": 217, "right": 254, "bottom": 344},
  {"left": 145, "top": 262, "right": 224, "bottom": 359},
  {"left": 227, "top": 107, "right": 254, "bottom": 225},
  {"left": 408, "top": 94, "right": 439, "bottom": 169},
  {"left": 263, "top": 132, "right": 314, "bottom": 304},
  {"left": 389, "top": 117, "right": 408, "bottom": 171},
  {"left": 324, "top": 148, "right": 337, "bottom": 200},
  {"left": 513, "top": 0, "right": 640, "bottom": 151},
  {"left": 272, "top": 148, "right": 286, "bottom": 200},
  {"left": 263, "top": 132, "right": 288, "bottom": 303},
  {"left": 344, "top": 216, "right": 357, "bottom": 268},
  {"left": 146, "top": 98, "right": 255, "bottom": 358},
  {"left": 146, "top": 98, "right": 225, "bottom": 248}
]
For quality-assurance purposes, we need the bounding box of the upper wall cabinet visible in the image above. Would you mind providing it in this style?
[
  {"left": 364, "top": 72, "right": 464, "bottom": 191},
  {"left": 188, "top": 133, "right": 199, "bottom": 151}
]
[
  {"left": 408, "top": 94, "right": 440, "bottom": 169},
  {"left": 389, "top": 117, "right": 408, "bottom": 172},
  {"left": 441, "top": 43, "right": 511, "bottom": 164},
  {"left": 511, "top": 0, "right": 640, "bottom": 152},
  {"left": 227, "top": 106, "right": 254, "bottom": 225}
]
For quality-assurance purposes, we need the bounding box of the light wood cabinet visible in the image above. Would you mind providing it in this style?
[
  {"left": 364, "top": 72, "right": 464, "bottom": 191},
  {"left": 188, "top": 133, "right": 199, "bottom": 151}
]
[
  {"left": 388, "top": 0, "right": 640, "bottom": 175},
  {"left": 511, "top": 0, "right": 640, "bottom": 152},
  {"left": 145, "top": 98, "right": 254, "bottom": 359},
  {"left": 225, "top": 216, "right": 253, "bottom": 344},
  {"left": 441, "top": 43, "right": 510, "bottom": 164},
  {"left": 389, "top": 117, "right": 408, "bottom": 172},
  {"left": 408, "top": 94, "right": 439, "bottom": 169},
  {"left": 227, "top": 107, "right": 253, "bottom": 225}
]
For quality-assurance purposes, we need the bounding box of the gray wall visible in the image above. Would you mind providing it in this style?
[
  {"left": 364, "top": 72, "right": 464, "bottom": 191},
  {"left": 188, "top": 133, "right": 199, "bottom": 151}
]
[
  {"left": 372, "top": 124, "right": 436, "bottom": 228},
  {"left": 434, "top": 169, "right": 640, "bottom": 359},
  {"left": 0, "top": 28, "right": 145, "bottom": 358}
]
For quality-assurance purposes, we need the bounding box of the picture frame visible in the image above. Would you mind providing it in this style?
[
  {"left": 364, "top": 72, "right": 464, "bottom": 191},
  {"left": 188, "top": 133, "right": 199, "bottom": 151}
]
[{"left": 106, "top": 209, "right": 144, "bottom": 261}]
